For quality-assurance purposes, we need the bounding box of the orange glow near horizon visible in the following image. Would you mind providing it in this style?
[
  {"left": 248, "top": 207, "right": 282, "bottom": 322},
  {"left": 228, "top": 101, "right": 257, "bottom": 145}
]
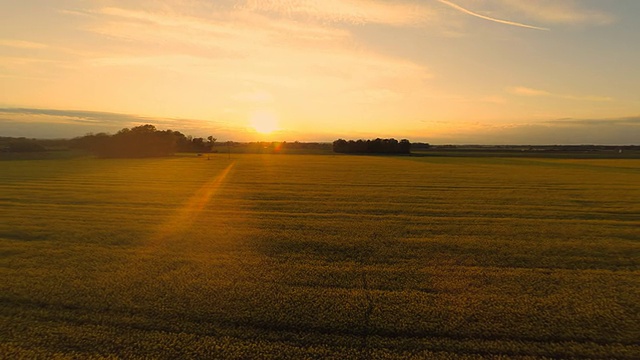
[{"left": 0, "top": 1, "right": 638, "bottom": 144}]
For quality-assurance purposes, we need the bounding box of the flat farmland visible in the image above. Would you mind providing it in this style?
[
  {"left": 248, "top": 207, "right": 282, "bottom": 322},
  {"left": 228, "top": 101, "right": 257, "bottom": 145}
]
[{"left": 1, "top": 154, "right": 639, "bottom": 359}]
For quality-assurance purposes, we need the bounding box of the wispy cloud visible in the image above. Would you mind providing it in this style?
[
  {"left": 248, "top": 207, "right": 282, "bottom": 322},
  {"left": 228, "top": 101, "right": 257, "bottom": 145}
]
[
  {"left": 436, "top": 0, "right": 549, "bottom": 31},
  {"left": 89, "top": 5, "right": 352, "bottom": 54},
  {"left": 245, "top": 0, "right": 611, "bottom": 29},
  {"left": 0, "top": 107, "right": 236, "bottom": 134},
  {"left": 545, "top": 116, "right": 640, "bottom": 126},
  {"left": 509, "top": 87, "right": 552, "bottom": 97},
  {"left": 427, "top": 116, "right": 640, "bottom": 145},
  {"left": 78, "top": 3, "right": 432, "bottom": 107},
  {"left": 0, "top": 107, "right": 156, "bottom": 124},
  {"left": 508, "top": 86, "right": 613, "bottom": 102},
  {"left": 243, "top": 0, "right": 434, "bottom": 26},
  {"left": 498, "top": 0, "right": 614, "bottom": 26},
  {"left": 0, "top": 39, "right": 49, "bottom": 49},
  {"left": 0, "top": 56, "right": 61, "bottom": 66}
]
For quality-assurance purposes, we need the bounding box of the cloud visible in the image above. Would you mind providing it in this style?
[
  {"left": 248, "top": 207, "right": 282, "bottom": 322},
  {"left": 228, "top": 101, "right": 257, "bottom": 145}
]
[
  {"left": 509, "top": 86, "right": 551, "bottom": 97},
  {"left": 497, "top": 0, "right": 614, "bottom": 26},
  {"left": 245, "top": 0, "right": 611, "bottom": 29},
  {"left": 491, "top": 124, "right": 638, "bottom": 145},
  {"left": 508, "top": 86, "right": 613, "bottom": 102},
  {"left": 435, "top": 0, "right": 549, "bottom": 31},
  {"left": 545, "top": 116, "right": 640, "bottom": 126},
  {"left": 0, "top": 39, "right": 49, "bottom": 49},
  {"left": 426, "top": 116, "right": 640, "bottom": 145},
  {"left": 243, "top": 0, "right": 434, "bottom": 26},
  {"left": 0, "top": 56, "right": 62, "bottom": 66},
  {"left": 0, "top": 108, "right": 239, "bottom": 138},
  {"left": 78, "top": 3, "right": 432, "bottom": 103},
  {"left": 88, "top": 5, "right": 353, "bottom": 57},
  {"left": 0, "top": 108, "right": 154, "bottom": 124}
]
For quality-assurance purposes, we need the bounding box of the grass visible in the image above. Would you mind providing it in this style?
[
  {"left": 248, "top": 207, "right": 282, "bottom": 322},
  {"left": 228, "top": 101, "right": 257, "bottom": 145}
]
[{"left": 1, "top": 154, "right": 639, "bottom": 359}]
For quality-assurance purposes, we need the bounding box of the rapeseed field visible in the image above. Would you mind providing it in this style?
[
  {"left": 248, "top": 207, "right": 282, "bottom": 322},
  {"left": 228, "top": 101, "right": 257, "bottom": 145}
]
[{"left": 1, "top": 154, "right": 638, "bottom": 358}]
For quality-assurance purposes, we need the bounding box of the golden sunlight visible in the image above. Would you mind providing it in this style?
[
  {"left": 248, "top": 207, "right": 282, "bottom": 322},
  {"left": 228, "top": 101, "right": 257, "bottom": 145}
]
[{"left": 250, "top": 111, "right": 280, "bottom": 134}]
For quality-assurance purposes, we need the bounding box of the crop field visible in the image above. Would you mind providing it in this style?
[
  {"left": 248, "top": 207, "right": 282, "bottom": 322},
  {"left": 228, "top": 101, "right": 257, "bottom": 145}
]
[{"left": 1, "top": 154, "right": 639, "bottom": 359}]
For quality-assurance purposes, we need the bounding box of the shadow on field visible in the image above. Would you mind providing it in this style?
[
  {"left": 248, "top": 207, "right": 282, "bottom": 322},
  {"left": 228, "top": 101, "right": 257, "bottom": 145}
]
[{"left": 253, "top": 226, "right": 409, "bottom": 265}]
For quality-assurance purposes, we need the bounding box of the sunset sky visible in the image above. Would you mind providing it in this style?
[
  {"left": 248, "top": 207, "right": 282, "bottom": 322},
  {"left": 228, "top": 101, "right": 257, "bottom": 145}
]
[{"left": 1, "top": 0, "right": 639, "bottom": 144}]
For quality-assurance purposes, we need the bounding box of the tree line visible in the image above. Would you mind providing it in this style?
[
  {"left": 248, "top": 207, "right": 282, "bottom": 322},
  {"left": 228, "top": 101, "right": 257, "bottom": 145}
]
[
  {"left": 70, "top": 124, "right": 216, "bottom": 158},
  {"left": 0, "top": 137, "right": 46, "bottom": 152},
  {"left": 333, "top": 138, "right": 411, "bottom": 154}
]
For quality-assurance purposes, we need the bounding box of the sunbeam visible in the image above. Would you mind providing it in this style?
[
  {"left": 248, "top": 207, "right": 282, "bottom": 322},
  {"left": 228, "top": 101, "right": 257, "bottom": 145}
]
[{"left": 150, "top": 162, "right": 235, "bottom": 245}]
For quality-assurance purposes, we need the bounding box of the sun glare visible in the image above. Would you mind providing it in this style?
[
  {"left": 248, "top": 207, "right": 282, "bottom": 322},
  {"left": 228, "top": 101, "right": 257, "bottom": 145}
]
[{"left": 250, "top": 111, "right": 280, "bottom": 134}]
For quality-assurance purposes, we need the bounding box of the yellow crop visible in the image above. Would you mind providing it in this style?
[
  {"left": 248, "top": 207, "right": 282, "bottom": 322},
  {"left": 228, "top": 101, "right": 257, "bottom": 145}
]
[{"left": 1, "top": 154, "right": 638, "bottom": 358}]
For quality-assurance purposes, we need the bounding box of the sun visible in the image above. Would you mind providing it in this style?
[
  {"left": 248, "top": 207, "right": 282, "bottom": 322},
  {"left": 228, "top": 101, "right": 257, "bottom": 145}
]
[{"left": 250, "top": 111, "right": 280, "bottom": 134}]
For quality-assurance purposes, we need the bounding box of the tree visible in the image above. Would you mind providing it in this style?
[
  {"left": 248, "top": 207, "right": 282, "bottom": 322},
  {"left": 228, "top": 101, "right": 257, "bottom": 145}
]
[
  {"left": 332, "top": 138, "right": 412, "bottom": 154},
  {"left": 7, "top": 140, "right": 46, "bottom": 152},
  {"left": 398, "top": 139, "right": 411, "bottom": 154},
  {"left": 71, "top": 124, "right": 210, "bottom": 158},
  {"left": 333, "top": 139, "right": 348, "bottom": 153}
]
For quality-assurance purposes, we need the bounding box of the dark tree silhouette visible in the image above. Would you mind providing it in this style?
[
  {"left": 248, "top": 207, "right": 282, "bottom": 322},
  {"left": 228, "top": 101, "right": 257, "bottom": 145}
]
[
  {"left": 399, "top": 139, "right": 411, "bottom": 154},
  {"left": 333, "top": 138, "right": 411, "bottom": 154},
  {"left": 6, "top": 139, "right": 46, "bottom": 152},
  {"left": 71, "top": 125, "right": 217, "bottom": 158}
]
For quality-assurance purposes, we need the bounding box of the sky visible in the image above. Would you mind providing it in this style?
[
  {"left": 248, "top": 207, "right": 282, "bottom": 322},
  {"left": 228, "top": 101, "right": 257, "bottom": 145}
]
[{"left": 1, "top": 0, "right": 639, "bottom": 144}]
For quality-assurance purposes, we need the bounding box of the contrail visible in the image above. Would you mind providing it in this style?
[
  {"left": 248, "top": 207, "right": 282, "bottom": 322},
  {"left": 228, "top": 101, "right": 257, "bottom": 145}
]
[{"left": 436, "top": 0, "right": 549, "bottom": 31}]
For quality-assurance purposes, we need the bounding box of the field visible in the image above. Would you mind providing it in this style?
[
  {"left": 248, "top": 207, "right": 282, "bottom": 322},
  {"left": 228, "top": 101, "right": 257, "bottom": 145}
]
[{"left": 1, "top": 153, "right": 639, "bottom": 359}]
